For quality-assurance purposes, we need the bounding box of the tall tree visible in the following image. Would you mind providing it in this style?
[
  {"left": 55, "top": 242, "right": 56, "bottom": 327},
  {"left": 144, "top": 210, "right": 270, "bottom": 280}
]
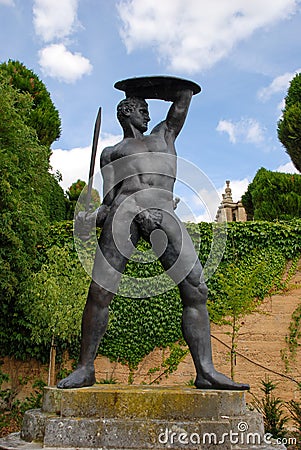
[
  {"left": 278, "top": 73, "right": 301, "bottom": 172},
  {"left": 0, "top": 60, "right": 66, "bottom": 222},
  {"left": 0, "top": 60, "right": 61, "bottom": 149},
  {"left": 0, "top": 70, "right": 65, "bottom": 356},
  {"left": 0, "top": 74, "right": 49, "bottom": 353},
  {"left": 241, "top": 168, "right": 301, "bottom": 220}
]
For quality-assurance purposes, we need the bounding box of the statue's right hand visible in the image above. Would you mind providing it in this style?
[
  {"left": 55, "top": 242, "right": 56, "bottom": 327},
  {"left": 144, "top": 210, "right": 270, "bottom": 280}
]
[
  {"left": 95, "top": 204, "right": 110, "bottom": 227},
  {"left": 74, "top": 210, "right": 94, "bottom": 241},
  {"left": 75, "top": 206, "right": 110, "bottom": 241}
]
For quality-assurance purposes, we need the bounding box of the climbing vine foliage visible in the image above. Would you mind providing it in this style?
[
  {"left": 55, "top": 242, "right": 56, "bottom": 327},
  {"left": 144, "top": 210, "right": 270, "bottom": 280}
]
[{"left": 3, "top": 219, "right": 301, "bottom": 369}]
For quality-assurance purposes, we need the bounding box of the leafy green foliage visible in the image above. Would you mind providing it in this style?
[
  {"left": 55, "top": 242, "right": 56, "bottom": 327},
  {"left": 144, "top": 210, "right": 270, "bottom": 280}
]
[
  {"left": 278, "top": 72, "right": 301, "bottom": 172},
  {"left": 0, "top": 76, "right": 50, "bottom": 355},
  {"left": 97, "top": 377, "right": 118, "bottom": 384},
  {"left": 252, "top": 379, "right": 289, "bottom": 440},
  {"left": 282, "top": 299, "right": 301, "bottom": 371},
  {"left": 286, "top": 395, "right": 301, "bottom": 443},
  {"left": 66, "top": 179, "right": 100, "bottom": 219},
  {"left": 242, "top": 168, "right": 301, "bottom": 220},
  {"left": 208, "top": 248, "right": 286, "bottom": 318},
  {"left": 0, "top": 61, "right": 66, "bottom": 222},
  {"left": 0, "top": 74, "right": 66, "bottom": 359},
  {"left": 144, "top": 342, "right": 190, "bottom": 385},
  {"left": 67, "top": 179, "right": 87, "bottom": 202},
  {"left": 207, "top": 249, "right": 286, "bottom": 379},
  {"left": 0, "top": 60, "right": 61, "bottom": 147},
  {"left": 100, "top": 290, "right": 183, "bottom": 369},
  {"left": 161, "top": 343, "right": 189, "bottom": 375},
  {"left": 0, "top": 366, "right": 45, "bottom": 433},
  {"left": 286, "top": 301, "right": 301, "bottom": 358},
  {"left": 47, "top": 171, "right": 67, "bottom": 222},
  {"left": 19, "top": 245, "right": 90, "bottom": 349}
]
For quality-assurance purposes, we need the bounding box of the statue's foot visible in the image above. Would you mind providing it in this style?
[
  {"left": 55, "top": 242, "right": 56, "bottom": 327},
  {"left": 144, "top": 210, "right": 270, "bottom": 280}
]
[
  {"left": 195, "top": 370, "right": 249, "bottom": 391},
  {"left": 57, "top": 366, "right": 96, "bottom": 389}
]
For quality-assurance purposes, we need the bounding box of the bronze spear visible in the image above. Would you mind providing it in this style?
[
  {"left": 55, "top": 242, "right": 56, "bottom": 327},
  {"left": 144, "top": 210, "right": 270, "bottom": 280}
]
[{"left": 85, "top": 106, "right": 102, "bottom": 211}]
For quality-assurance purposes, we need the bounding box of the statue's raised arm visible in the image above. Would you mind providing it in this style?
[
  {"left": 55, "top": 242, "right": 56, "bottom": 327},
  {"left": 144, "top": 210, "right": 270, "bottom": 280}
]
[{"left": 165, "top": 88, "right": 193, "bottom": 138}]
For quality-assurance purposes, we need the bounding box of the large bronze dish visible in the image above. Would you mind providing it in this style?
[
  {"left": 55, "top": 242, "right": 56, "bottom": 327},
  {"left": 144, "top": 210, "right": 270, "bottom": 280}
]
[{"left": 114, "top": 75, "right": 201, "bottom": 101}]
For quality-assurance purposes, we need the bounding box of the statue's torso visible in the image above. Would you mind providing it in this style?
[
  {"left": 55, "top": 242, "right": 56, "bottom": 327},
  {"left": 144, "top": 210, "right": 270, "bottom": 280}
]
[{"left": 104, "top": 122, "right": 177, "bottom": 210}]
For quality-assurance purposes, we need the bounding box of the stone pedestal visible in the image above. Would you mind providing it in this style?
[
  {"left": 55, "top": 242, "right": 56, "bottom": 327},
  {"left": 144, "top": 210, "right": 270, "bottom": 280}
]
[{"left": 0, "top": 385, "right": 285, "bottom": 450}]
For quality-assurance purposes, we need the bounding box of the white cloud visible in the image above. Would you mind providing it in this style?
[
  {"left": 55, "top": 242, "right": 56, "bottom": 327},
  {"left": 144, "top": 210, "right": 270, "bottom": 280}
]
[
  {"left": 33, "top": 1, "right": 91, "bottom": 84},
  {"left": 50, "top": 133, "right": 122, "bottom": 191},
  {"left": 117, "top": 0, "right": 299, "bottom": 73},
  {"left": 38, "top": 44, "right": 92, "bottom": 83},
  {"left": 276, "top": 161, "right": 299, "bottom": 174},
  {"left": 50, "top": 146, "right": 91, "bottom": 191},
  {"left": 216, "top": 120, "right": 236, "bottom": 143},
  {"left": 216, "top": 118, "right": 265, "bottom": 145},
  {"left": 33, "top": 0, "right": 80, "bottom": 42},
  {"left": 195, "top": 188, "right": 223, "bottom": 220},
  {"left": 258, "top": 68, "right": 301, "bottom": 102}
]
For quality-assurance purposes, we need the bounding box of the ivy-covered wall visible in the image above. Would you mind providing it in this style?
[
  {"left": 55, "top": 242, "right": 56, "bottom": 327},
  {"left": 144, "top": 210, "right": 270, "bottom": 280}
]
[{"left": 3, "top": 219, "right": 301, "bottom": 369}]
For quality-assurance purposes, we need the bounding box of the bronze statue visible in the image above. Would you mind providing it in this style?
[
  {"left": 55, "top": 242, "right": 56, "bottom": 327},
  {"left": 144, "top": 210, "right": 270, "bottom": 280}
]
[{"left": 57, "top": 76, "right": 249, "bottom": 390}]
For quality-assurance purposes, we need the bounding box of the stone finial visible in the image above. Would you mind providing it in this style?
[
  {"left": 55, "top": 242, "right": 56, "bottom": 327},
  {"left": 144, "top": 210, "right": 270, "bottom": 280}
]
[{"left": 223, "top": 180, "right": 233, "bottom": 202}]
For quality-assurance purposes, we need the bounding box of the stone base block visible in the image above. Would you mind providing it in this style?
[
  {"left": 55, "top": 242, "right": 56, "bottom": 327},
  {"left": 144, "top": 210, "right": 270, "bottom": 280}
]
[{"left": 0, "top": 385, "right": 286, "bottom": 450}]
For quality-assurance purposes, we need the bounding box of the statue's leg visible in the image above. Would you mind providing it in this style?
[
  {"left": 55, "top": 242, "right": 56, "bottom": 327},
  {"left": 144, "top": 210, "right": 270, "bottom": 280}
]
[
  {"left": 57, "top": 215, "right": 139, "bottom": 389},
  {"left": 178, "top": 266, "right": 249, "bottom": 390},
  {"left": 155, "top": 213, "right": 249, "bottom": 390}
]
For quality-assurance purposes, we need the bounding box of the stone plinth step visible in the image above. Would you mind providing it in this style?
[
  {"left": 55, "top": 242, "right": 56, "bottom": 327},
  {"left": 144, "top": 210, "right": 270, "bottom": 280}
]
[
  {"left": 42, "top": 385, "right": 246, "bottom": 419},
  {"left": 0, "top": 432, "right": 287, "bottom": 450},
  {"left": 0, "top": 431, "right": 287, "bottom": 450}
]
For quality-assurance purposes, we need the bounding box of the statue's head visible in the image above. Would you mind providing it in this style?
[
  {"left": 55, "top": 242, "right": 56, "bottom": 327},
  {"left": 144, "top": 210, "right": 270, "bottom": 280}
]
[{"left": 117, "top": 97, "right": 150, "bottom": 133}]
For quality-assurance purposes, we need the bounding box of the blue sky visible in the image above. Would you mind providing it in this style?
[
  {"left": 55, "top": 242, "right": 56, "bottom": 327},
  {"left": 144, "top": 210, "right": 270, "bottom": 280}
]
[{"left": 1, "top": 0, "right": 300, "bottom": 221}]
